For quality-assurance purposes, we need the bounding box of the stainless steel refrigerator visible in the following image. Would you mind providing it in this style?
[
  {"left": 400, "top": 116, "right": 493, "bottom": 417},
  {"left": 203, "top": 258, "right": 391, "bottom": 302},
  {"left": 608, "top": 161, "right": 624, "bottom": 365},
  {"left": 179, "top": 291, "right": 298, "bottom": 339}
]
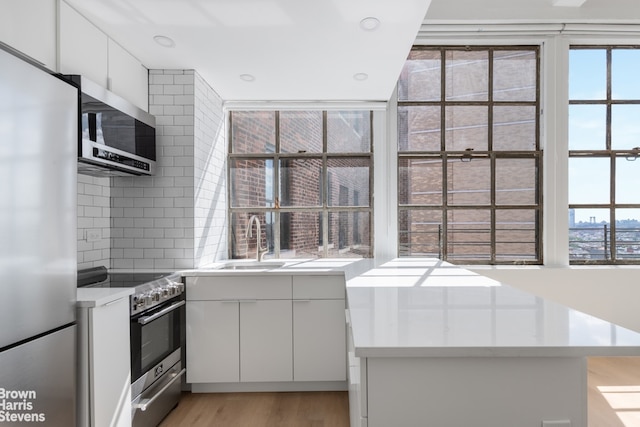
[{"left": 0, "top": 45, "right": 77, "bottom": 426}]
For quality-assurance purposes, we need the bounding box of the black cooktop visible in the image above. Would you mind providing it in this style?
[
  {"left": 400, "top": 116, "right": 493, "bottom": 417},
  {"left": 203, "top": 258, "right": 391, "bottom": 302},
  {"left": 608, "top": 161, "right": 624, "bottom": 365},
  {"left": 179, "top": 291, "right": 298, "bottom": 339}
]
[{"left": 77, "top": 266, "right": 174, "bottom": 289}]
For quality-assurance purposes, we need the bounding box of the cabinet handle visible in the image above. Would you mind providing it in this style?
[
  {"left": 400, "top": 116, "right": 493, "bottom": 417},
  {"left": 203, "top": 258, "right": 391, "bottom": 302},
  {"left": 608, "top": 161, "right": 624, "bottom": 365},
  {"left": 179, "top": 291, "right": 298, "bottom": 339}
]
[
  {"left": 221, "top": 300, "right": 238, "bottom": 303},
  {"left": 293, "top": 299, "right": 311, "bottom": 303},
  {"left": 138, "top": 300, "right": 185, "bottom": 325},
  {"left": 238, "top": 299, "right": 257, "bottom": 303},
  {"left": 135, "top": 368, "right": 186, "bottom": 411}
]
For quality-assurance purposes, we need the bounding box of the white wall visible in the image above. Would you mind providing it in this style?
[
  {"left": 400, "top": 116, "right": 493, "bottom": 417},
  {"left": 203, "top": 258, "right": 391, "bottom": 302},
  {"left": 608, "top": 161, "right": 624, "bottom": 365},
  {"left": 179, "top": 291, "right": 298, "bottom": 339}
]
[{"left": 468, "top": 266, "right": 640, "bottom": 332}]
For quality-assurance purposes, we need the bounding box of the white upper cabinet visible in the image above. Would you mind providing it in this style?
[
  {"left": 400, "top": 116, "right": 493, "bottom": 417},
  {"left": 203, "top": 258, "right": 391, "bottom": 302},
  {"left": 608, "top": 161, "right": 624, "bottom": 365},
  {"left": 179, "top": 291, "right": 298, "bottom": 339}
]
[
  {"left": 58, "top": 1, "right": 149, "bottom": 111},
  {"left": 0, "top": 0, "right": 57, "bottom": 70},
  {"left": 108, "top": 39, "right": 149, "bottom": 111},
  {"left": 59, "top": 1, "right": 109, "bottom": 87}
]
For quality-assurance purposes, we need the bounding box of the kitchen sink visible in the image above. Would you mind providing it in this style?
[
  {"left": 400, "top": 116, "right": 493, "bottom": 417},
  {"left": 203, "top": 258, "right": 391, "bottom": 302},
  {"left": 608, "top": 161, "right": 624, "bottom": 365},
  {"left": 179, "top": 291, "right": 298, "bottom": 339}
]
[{"left": 218, "top": 261, "right": 286, "bottom": 270}]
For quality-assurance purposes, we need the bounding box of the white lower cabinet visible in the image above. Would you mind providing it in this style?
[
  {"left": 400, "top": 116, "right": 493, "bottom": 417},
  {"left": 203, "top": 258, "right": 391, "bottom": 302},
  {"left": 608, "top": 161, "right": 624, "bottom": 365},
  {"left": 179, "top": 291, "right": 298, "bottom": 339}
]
[
  {"left": 77, "top": 295, "right": 132, "bottom": 427},
  {"left": 240, "top": 300, "right": 292, "bottom": 382},
  {"left": 293, "top": 299, "right": 346, "bottom": 381},
  {"left": 186, "top": 273, "right": 346, "bottom": 388},
  {"left": 186, "top": 300, "right": 239, "bottom": 383}
]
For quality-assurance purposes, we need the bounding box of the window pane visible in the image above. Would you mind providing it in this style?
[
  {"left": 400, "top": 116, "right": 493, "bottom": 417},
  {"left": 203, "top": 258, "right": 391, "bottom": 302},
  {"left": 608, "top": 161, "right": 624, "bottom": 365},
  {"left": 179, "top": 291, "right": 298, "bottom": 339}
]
[
  {"left": 230, "top": 158, "right": 273, "bottom": 207},
  {"left": 568, "top": 105, "right": 606, "bottom": 150},
  {"left": 279, "top": 158, "right": 322, "bottom": 207},
  {"left": 231, "top": 111, "right": 275, "bottom": 153},
  {"left": 447, "top": 158, "right": 491, "bottom": 205},
  {"left": 615, "top": 157, "right": 640, "bottom": 204},
  {"left": 398, "top": 158, "right": 443, "bottom": 205},
  {"left": 280, "top": 111, "right": 322, "bottom": 153},
  {"left": 612, "top": 105, "right": 640, "bottom": 150},
  {"left": 327, "top": 212, "right": 370, "bottom": 257},
  {"left": 612, "top": 49, "right": 640, "bottom": 99},
  {"left": 280, "top": 212, "right": 321, "bottom": 258},
  {"left": 447, "top": 209, "right": 491, "bottom": 261},
  {"left": 496, "top": 209, "right": 537, "bottom": 261},
  {"left": 445, "top": 106, "right": 488, "bottom": 151},
  {"left": 568, "top": 157, "right": 610, "bottom": 204},
  {"left": 327, "top": 158, "right": 370, "bottom": 207},
  {"left": 569, "top": 49, "right": 606, "bottom": 100},
  {"left": 398, "top": 106, "right": 441, "bottom": 152},
  {"left": 615, "top": 208, "right": 640, "bottom": 261},
  {"left": 398, "top": 49, "right": 441, "bottom": 102},
  {"left": 327, "top": 111, "right": 370, "bottom": 153},
  {"left": 493, "top": 50, "right": 537, "bottom": 102},
  {"left": 445, "top": 50, "right": 488, "bottom": 101},
  {"left": 493, "top": 106, "right": 536, "bottom": 151},
  {"left": 230, "top": 212, "right": 273, "bottom": 259},
  {"left": 495, "top": 158, "right": 537, "bottom": 205},
  {"left": 398, "top": 209, "right": 442, "bottom": 257},
  {"left": 569, "top": 208, "right": 611, "bottom": 261}
]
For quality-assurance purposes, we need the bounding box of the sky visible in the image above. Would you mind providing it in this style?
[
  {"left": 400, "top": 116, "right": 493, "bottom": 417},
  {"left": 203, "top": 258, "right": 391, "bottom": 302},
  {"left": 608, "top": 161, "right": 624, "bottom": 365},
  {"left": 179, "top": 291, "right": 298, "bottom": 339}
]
[{"left": 568, "top": 48, "right": 640, "bottom": 224}]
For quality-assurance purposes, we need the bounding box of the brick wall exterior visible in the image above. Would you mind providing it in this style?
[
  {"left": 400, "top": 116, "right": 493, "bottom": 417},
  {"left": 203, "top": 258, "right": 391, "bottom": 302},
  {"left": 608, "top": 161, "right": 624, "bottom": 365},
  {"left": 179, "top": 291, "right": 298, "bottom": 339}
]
[
  {"left": 398, "top": 47, "right": 540, "bottom": 262},
  {"left": 230, "top": 111, "right": 371, "bottom": 259}
]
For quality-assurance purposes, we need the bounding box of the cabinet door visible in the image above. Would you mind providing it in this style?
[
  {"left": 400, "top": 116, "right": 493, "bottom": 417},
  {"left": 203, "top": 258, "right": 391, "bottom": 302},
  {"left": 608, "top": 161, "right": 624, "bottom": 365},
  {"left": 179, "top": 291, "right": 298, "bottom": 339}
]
[
  {"left": 0, "top": 0, "right": 57, "bottom": 70},
  {"left": 108, "top": 39, "right": 149, "bottom": 111},
  {"left": 90, "top": 297, "right": 131, "bottom": 427},
  {"left": 293, "top": 299, "right": 346, "bottom": 381},
  {"left": 240, "top": 300, "right": 292, "bottom": 382},
  {"left": 186, "top": 300, "right": 240, "bottom": 383},
  {"left": 59, "top": 1, "right": 108, "bottom": 87}
]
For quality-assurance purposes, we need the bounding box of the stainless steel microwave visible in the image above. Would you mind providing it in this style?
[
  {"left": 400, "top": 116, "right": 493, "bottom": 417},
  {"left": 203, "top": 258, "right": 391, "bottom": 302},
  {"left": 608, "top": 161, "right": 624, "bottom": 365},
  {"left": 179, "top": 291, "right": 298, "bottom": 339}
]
[{"left": 65, "top": 75, "right": 156, "bottom": 176}]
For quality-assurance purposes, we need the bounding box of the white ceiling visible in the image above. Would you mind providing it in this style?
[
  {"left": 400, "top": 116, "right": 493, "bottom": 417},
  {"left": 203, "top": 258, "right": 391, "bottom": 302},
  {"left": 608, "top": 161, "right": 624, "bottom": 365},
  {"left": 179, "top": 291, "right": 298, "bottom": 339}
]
[
  {"left": 63, "top": 0, "right": 640, "bottom": 103},
  {"left": 63, "top": 0, "right": 432, "bottom": 102}
]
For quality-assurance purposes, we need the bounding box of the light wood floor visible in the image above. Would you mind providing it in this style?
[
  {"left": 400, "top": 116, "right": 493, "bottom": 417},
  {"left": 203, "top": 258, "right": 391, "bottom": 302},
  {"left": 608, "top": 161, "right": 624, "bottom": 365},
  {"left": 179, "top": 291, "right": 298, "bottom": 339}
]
[
  {"left": 158, "top": 391, "right": 349, "bottom": 427},
  {"left": 588, "top": 357, "right": 640, "bottom": 426},
  {"left": 159, "top": 357, "right": 640, "bottom": 427}
]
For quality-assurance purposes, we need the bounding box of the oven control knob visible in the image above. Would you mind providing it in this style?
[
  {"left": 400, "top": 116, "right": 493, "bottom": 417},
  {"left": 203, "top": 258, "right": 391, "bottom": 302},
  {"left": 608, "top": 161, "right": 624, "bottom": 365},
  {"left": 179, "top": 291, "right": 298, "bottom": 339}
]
[
  {"left": 152, "top": 290, "right": 162, "bottom": 302},
  {"left": 144, "top": 292, "right": 154, "bottom": 305}
]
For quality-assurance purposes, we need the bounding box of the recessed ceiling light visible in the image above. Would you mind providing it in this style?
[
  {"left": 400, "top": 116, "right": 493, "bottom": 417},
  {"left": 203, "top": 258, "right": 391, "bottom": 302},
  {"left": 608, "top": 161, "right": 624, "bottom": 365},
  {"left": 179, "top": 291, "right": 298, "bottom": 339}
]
[
  {"left": 353, "top": 73, "right": 369, "bottom": 81},
  {"left": 153, "top": 35, "right": 175, "bottom": 48},
  {"left": 360, "top": 17, "right": 380, "bottom": 31},
  {"left": 239, "top": 74, "right": 256, "bottom": 82}
]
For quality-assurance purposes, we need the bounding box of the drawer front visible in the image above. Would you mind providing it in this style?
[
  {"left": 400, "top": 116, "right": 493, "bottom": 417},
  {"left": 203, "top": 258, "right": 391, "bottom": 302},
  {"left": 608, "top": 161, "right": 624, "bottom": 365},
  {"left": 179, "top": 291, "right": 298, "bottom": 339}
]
[
  {"left": 187, "top": 275, "right": 292, "bottom": 300},
  {"left": 292, "top": 275, "right": 345, "bottom": 299}
]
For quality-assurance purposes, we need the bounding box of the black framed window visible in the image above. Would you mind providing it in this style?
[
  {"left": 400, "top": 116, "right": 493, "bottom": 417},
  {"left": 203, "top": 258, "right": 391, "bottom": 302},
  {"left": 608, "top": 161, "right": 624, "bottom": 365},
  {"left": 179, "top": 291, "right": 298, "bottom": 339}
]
[{"left": 397, "top": 46, "right": 542, "bottom": 264}]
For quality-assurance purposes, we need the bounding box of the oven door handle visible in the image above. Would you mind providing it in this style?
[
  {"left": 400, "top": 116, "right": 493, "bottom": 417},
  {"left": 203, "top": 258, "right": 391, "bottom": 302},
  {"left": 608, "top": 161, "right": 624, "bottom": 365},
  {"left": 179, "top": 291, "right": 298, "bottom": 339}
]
[
  {"left": 138, "top": 300, "right": 186, "bottom": 325},
  {"left": 135, "top": 368, "right": 186, "bottom": 412}
]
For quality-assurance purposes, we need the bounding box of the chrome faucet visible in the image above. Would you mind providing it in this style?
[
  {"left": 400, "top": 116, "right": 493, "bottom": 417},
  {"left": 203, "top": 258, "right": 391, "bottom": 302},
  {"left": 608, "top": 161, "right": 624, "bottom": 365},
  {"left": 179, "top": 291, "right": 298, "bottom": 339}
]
[{"left": 246, "top": 215, "right": 268, "bottom": 261}]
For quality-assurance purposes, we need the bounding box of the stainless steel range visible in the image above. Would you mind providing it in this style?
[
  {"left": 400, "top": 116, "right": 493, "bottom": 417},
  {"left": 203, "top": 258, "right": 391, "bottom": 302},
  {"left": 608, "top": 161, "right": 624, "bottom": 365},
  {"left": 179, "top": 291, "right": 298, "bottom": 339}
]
[{"left": 78, "top": 267, "right": 186, "bottom": 427}]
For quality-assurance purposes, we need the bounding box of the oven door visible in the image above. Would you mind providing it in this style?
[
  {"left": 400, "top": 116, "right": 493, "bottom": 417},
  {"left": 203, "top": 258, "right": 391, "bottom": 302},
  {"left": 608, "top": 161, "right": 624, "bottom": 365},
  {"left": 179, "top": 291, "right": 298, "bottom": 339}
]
[{"left": 130, "top": 296, "right": 184, "bottom": 383}]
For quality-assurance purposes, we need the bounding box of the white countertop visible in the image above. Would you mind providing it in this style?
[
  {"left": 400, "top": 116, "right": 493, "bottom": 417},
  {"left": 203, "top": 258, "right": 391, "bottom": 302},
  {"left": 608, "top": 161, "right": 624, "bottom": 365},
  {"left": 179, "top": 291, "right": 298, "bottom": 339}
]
[
  {"left": 347, "top": 258, "right": 640, "bottom": 358},
  {"left": 77, "top": 287, "right": 134, "bottom": 308},
  {"left": 182, "top": 258, "right": 373, "bottom": 277}
]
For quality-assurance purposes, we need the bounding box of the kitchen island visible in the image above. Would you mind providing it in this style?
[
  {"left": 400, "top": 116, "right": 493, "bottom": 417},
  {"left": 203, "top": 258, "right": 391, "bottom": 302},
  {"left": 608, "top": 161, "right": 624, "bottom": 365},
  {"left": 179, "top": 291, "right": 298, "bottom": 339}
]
[{"left": 346, "top": 258, "right": 640, "bottom": 427}]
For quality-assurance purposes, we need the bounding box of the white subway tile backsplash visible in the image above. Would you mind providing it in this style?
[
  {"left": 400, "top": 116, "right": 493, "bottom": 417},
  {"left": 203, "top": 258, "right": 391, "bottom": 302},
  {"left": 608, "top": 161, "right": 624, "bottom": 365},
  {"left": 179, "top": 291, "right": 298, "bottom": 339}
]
[
  {"left": 150, "top": 74, "right": 174, "bottom": 85},
  {"left": 124, "top": 228, "right": 144, "bottom": 238},
  {"left": 85, "top": 69, "right": 228, "bottom": 271},
  {"left": 134, "top": 239, "right": 154, "bottom": 249},
  {"left": 124, "top": 248, "right": 144, "bottom": 259},
  {"left": 144, "top": 228, "right": 165, "bottom": 239},
  {"left": 154, "top": 218, "right": 175, "bottom": 228},
  {"left": 134, "top": 259, "right": 155, "bottom": 269}
]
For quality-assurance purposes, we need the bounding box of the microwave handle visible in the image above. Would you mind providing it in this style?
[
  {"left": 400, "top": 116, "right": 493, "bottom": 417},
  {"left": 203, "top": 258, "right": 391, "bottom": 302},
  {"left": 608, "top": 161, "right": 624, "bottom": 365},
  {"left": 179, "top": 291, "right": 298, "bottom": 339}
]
[
  {"left": 137, "top": 300, "right": 185, "bottom": 325},
  {"left": 135, "top": 368, "right": 186, "bottom": 411}
]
